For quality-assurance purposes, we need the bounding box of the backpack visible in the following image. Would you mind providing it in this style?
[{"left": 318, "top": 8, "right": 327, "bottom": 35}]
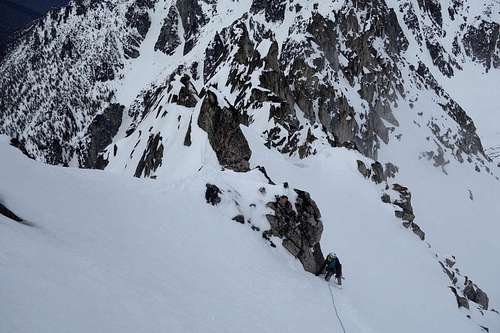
[
  {"left": 335, "top": 262, "right": 342, "bottom": 276},
  {"left": 327, "top": 257, "right": 337, "bottom": 270}
]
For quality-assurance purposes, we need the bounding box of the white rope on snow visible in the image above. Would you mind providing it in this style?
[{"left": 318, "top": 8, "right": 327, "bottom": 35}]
[{"left": 328, "top": 283, "right": 347, "bottom": 333}]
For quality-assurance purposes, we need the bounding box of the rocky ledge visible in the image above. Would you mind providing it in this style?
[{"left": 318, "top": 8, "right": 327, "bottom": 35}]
[{"left": 265, "top": 190, "right": 324, "bottom": 274}]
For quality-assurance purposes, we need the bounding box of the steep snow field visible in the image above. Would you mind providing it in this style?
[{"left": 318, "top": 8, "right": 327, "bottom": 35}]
[
  {"left": 1, "top": 135, "right": 498, "bottom": 333},
  {"left": 373, "top": 77, "right": 500, "bottom": 308}
]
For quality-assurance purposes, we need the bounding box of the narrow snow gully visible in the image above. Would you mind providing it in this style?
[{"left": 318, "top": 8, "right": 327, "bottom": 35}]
[{"left": 115, "top": 0, "right": 180, "bottom": 105}]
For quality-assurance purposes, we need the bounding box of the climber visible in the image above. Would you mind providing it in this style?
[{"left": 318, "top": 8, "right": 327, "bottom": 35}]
[{"left": 316, "top": 252, "right": 343, "bottom": 285}]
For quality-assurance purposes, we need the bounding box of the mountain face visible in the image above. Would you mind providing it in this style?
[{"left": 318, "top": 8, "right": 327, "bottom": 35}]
[
  {"left": 1, "top": 0, "right": 499, "bottom": 168},
  {"left": 0, "top": 0, "right": 70, "bottom": 57},
  {"left": 1, "top": 0, "right": 500, "bottom": 332}
]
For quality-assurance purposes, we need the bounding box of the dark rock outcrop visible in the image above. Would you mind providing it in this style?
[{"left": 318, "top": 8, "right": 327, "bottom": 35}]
[
  {"left": 256, "top": 166, "right": 276, "bottom": 185},
  {"left": 250, "top": 0, "right": 286, "bottom": 22},
  {"left": 450, "top": 286, "right": 470, "bottom": 309},
  {"left": 439, "top": 260, "right": 458, "bottom": 285},
  {"left": 392, "top": 184, "right": 415, "bottom": 223},
  {"left": 205, "top": 184, "right": 222, "bottom": 206},
  {"left": 171, "top": 74, "right": 198, "bottom": 108},
  {"left": 392, "top": 184, "right": 425, "bottom": 240},
  {"left": 232, "top": 215, "right": 245, "bottom": 224},
  {"left": 0, "top": 202, "right": 23, "bottom": 223},
  {"left": 440, "top": 256, "right": 493, "bottom": 314},
  {"left": 357, "top": 160, "right": 371, "bottom": 178},
  {"left": 410, "top": 223, "right": 425, "bottom": 240},
  {"left": 355, "top": 161, "right": 424, "bottom": 239},
  {"left": 134, "top": 133, "right": 164, "bottom": 178},
  {"left": 85, "top": 103, "right": 124, "bottom": 169},
  {"left": 371, "top": 162, "right": 385, "bottom": 184},
  {"left": 184, "top": 117, "right": 192, "bottom": 146},
  {"left": 265, "top": 190, "right": 324, "bottom": 273},
  {"left": 176, "top": 0, "right": 208, "bottom": 55},
  {"left": 417, "top": 0, "right": 443, "bottom": 27},
  {"left": 464, "top": 280, "right": 489, "bottom": 310},
  {"left": 124, "top": 0, "right": 155, "bottom": 58},
  {"left": 445, "top": 257, "right": 456, "bottom": 268},
  {"left": 463, "top": 21, "right": 500, "bottom": 72},
  {"left": 204, "top": 32, "right": 228, "bottom": 82},
  {"left": 426, "top": 40, "right": 455, "bottom": 78},
  {"left": 154, "top": 5, "right": 181, "bottom": 55},
  {"left": 357, "top": 160, "right": 398, "bottom": 184},
  {"left": 198, "top": 90, "right": 251, "bottom": 172},
  {"left": 0, "top": 201, "right": 34, "bottom": 226}
]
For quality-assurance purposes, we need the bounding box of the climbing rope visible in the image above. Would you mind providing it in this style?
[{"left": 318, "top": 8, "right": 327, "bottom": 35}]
[{"left": 328, "top": 283, "right": 347, "bottom": 333}]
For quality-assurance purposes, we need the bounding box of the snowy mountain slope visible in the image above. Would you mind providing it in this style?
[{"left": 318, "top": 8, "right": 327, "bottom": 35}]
[
  {"left": 392, "top": 0, "right": 500, "bottom": 160},
  {"left": 1, "top": 0, "right": 498, "bottom": 167},
  {"left": 1, "top": 0, "right": 500, "bottom": 332},
  {"left": 98, "top": 0, "right": 495, "bottom": 170},
  {"left": 1, "top": 136, "right": 498, "bottom": 333},
  {"left": 96, "top": 2, "right": 500, "bottom": 321}
]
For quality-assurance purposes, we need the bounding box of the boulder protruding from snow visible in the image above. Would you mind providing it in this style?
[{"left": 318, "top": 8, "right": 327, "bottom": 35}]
[
  {"left": 205, "top": 184, "right": 222, "bottom": 206},
  {"left": 464, "top": 280, "right": 489, "bottom": 310},
  {"left": 392, "top": 184, "right": 415, "bottom": 223},
  {"left": 356, "top": 160, "right": 424, "bottom": 240},
  {"left": 356, "top": 160, "right": 399, "bottom": 183},
  {"left": 265, "top": 190, "right": 324, "bottom": 273},
  {"left": 391, "top": 183, "right": 425, "bottom": 240},
  {"left": 450, "top": 286, "right": 470, "bottom": 309},
  {"left": 232, "top": 215, "right": 245, "bottom": 224},
  {"left": 357, "top": 160, "right": 371, "bottom": 178},
  {"left": 0, "top": 201, "right": 33, "bottom": 226},
  {"left": 371, "top": 162, "right": 385, "bottom": 184},
  {"left": 0, "top": 202, "right": 23, "bottom": 223},
  {"left": 171, "top": 74, "right": 198, "bottom": 108}
]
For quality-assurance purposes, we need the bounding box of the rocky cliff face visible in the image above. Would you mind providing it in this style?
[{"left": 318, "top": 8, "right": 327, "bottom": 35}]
[
  {"left": 1, "top": 0, "right": 496, "bottom": 170},
  {"left": 265, "top": 190, "right": 324, "bottom": 273}
]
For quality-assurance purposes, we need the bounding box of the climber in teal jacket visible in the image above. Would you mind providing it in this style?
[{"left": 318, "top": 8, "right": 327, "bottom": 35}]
[{"left": 316, "top": 253, "right": 343, "bottom": 285}]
